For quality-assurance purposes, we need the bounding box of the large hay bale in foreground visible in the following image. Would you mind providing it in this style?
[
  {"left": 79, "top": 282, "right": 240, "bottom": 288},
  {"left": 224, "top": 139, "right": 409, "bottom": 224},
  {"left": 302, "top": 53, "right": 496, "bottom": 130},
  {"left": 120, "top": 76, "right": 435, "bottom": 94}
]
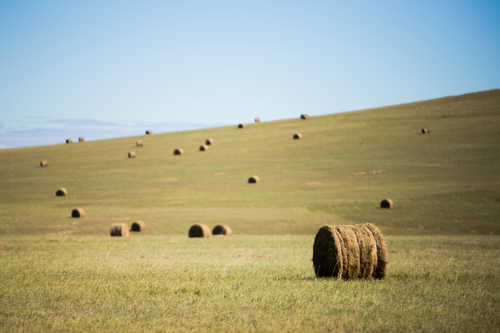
[
  {"left": 300, "top": 114, "right": 310, "bottom": 120},
  {"left": 293, "top": 133, "right": 302, "bottom": 140},
  {"left": 55, "top": 188, "right": 67, "bottom": 196},
  {"left": 205, "top": 138, "right": 214, "bottom": 145},
  {"left": 71, "top": 208, "right": 85, "bottom": 218},
  {"left": 131, "top": 220, "right": 146, "bottom": 232},
  {"left": 40, "top": 160, "right": 48, "bottom": 167},
  {"left": 199, "top": 145, "right": 209, "bottom": 151},
  {"left": 212, "top": 225, "right": 232, "bottom": 236},
  {"left": 188, "top": 224, "right": 211, "bottom": 238},
  {"left": 66, "top": 138, "right": 72, "bottom": 144},
  {"left": 78, "top": 137, "right": 84, "bottom": 142},
  {"left": 313, "top": 223, "right": 387, "bottom": 279},
  {"left": 238, "top": 123, "right": 246, "bottom": 128},
  {"left": 422, "top": 127, "right": 430, "bottom": 134},
  {"left": 110, "top": 223, "right": 129, "bottom": 237},
  {"left": 136, "top": 140, "right": 143, "bottom": 147},
  {"left": 128, "top": 151, "right": 136, "bottom": 158},
  {"left": 380, "top": 198, "right": 393, "bottom": 209},
  {"left": 145, "top": 130, "right": 152, "bottom": 135},
  {"left": 248, "top": 176, "right": 259, "bottom": 184},
  {"left": 174, "top": 148, "right": 184, "bottom": 155}
]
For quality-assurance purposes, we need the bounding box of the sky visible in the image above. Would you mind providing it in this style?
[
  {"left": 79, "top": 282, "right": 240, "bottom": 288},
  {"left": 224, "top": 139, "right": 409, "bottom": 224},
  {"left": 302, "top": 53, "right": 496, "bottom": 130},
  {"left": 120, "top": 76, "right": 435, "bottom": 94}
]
[{"left": 1, "top": 1, "right": 499, "bottom": 149}]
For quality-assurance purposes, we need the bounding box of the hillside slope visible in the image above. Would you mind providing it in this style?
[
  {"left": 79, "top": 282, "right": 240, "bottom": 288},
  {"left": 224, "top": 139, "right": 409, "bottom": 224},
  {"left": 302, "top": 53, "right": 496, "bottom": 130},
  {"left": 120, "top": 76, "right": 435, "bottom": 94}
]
[{"left": 1, "top": 90, "right": 499, "bottom": 235}]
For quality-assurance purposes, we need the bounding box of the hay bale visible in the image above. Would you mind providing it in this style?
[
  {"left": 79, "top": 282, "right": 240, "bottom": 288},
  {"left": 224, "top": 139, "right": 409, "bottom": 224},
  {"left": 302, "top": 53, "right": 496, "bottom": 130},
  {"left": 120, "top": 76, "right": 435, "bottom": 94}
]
[
  {"left": 363, "top": 223, "right": 388, "bottom": 279},
  {"left": 188, "top": 224, "right": 211, "bottom": 238},
  {"left": 146, "top": 130, "right": 152, "bottom": 135},
  {"left": 110, "top": 223, "right": 129, "bottom": 237},
  {"left": 422, "top": 127, "right": 430, "bottom": 134},
  {"left": 255, "top": 118, "right": 260, "bottom": 123},
  {"left": 66, "top": 138, "right": 72, "bottom": 144},
  {"left": 55, "top": 188, "right": 67, "bottom": 196},
  {"left": 136, "top": 140, "right": 143, "bottom": 147},
  {"left": 131, "top": 220, "right": 146, "bottom": 232},
  {"left": 199, "top": 145, "right": 209, "bottom": 151},
  {"left": 128, "top": 151, "right": 136, "bottom": 158},
  {"left": 352, "top": 225, "right": 378, "bottom": 279},
  {"left": 71, "top": 208, "right": 85, "bottom": 218},
  {"left": 238, "top": 123, "right": 246, "bottom": 128},
  {"left": 335, "top": 225, "right": 361, "bottom": 279},
  {"left": 380, "top": 198, "right": 393, "bottom": 209},
  {"left": 248, "top": 176, "right": 259, "bottom": 184},
  {"left": 205, "top": 138, "right": 214, "bottom": 145},
  {"left": 40, "top": 160, "right": 48, "bottom": 167},
  {"left": 174, "top": 148, "right": 184, "bottom": 155},
  {"left": 212, "top": 225, "right": 232, "bottom": 236},
  {"left": 300, "top": 114, "right": 310, "bottom": 120},
  {"left": 78, "top": 137, "right": 84, "bottom": 142},
  {"left": 293, "top": 133, "right": 302, "bottom": 140},
  {"left": 312, "top": 225, "right": 343, "bottom": 278}
]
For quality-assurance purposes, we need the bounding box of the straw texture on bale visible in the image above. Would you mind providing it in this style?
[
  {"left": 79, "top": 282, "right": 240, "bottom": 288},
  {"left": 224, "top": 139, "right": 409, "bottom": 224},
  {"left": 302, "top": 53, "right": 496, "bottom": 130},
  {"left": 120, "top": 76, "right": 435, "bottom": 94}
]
[
  {"left": 312, "top": 223, "right": 387, "bottom": 279},
  {"left": 146, "top": 130, "right": 152, "bottom": 135},
  {"left": 71, "top": 208, "right": 85, "bottom": 218},
  {"left": 248, "top": 176, "right": 259, "bottom": 184},
  {"left": 136, "top": 140, "right": 143, "bottom": 147},
  {"left": 205, "top": 138, "right": 214, "bottom": 145},
  {"left": 293, "top": 133, "right": 302, "bottom": 139},
  {"left": 174, "top": 148, "right": 184, "bottom": 155},
  {"left": 55, "top": 188, "right": 67, "bottom": 196},
  {"left": 380, "top": 198, "right": 393, "bottom": 209},
  {"left": 40, "top": 160, "right": 48, "bottom": 167},
  {"left": 300, "top": 114, "right": 310, "bottom": 120},
  {"left": 78, "top": 137, "right": 84, "bottom": 142},
  {"left": 66, "top": 139, "right": 72, "bottom": 144},
  {"left": 110, "top": 223, "right": 129, "bottom": 237},
  {"left": 212, "top": 225, "right": 232, "bottom": 236},
  {"left": 422, "top": 127, "right": 430, "bottom": 134},
  {"left": 188, "top": 224, "right": 211, "bottom": 238},
  {"left": 128, "top": 151, "right": 136, "bottom": 158},
  {"left": 199, "top": 145, "right": 209, "bottom": 151},
  {"left": 255, "top": 118, "right": 260, "bottom": 123},
  {"left": 238, "top": 123, "right": 246, "bottom": 128},
  {"left": 131, "top": 220, "right": 146, "bottom": 232}
]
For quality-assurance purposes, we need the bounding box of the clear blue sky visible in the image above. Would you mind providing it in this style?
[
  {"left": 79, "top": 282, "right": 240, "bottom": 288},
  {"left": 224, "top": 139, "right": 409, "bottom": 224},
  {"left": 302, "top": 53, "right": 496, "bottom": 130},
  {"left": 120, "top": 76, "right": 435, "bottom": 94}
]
[{"left": 1, "top": 1, "right": 499, "bottom": 148}]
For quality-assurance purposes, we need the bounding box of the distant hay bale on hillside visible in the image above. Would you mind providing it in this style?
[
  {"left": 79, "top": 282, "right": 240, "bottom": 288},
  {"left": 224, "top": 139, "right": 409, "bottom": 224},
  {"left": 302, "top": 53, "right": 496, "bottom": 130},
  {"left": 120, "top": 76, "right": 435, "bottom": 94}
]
[
  {"left": 78, "top": 137, "right": 84, "bottom": 142},
  {"left": 212, "top": 225, "right": 232, "bottom": 236},
  {"left": 55, "top": 188, "right": 67, "bottom": 196},
  {"left": 146, "top": 130, "right": 152, "bottom": 135},
  {"left": 131, "top": 220, "right": 146, "bottom": 232},
  {"left": 255, "top": 118, "right": 260, "bottom": 123},
  {"left": 66, "top": 138, "right": 72, "bottom": 144},
  {"left": 380, "top": 199, "right": 393, "bottom": 209},
  {"left": 71, "top": 208, "right": 85, "bottom": 218},
  {"left": 188, "top": 224, "right": 211, "bottom": 238},
  {"left": 422, "top": 127, "right": 430, "bottom": 134},
  {"left": 199, "top": 145, "right": 209, "bottom": 151},
  {"left": 174, "top": 148, "right": 184, "bottom": 155},
  {"left": 136, "top": 140, "right": 143, "bottom": 147},
  {"left": 248, "top": 176, "right": 259, "bottom": 184},
  {"left": 110, "top": 223, "right": 129, "bottom": 237},
  {"left": 300, "top": 114, "right": 310, "bottom": 120},
  {"left": 313, "top": 223, "right": 387, "bottom": 279},
  {"left": 238, "top": 123, "right": 246, "bottom": 128},
  {"left": 40, "top": 160, "right": 48, "bottom": 167},
  {"left": 128, "top": 151, "right": 136, "bottom": 158},
  {"left": 293, "top": 133, "right": 302, "bottom": 139},
  {"left": 205, "top": 138, "right": 214, "bottom": 145}
]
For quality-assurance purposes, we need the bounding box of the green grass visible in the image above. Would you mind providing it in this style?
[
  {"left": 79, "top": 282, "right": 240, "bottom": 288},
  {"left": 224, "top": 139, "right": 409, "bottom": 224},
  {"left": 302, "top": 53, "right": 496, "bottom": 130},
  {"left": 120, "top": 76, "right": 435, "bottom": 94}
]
[{"left": 0, "top": 89, "right": 499, "bottom": 331}]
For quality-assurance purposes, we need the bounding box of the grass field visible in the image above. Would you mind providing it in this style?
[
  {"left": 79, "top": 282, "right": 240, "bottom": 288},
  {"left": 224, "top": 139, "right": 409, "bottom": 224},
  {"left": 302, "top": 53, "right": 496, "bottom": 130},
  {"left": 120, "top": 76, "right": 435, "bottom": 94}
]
[{"left": 0, "top": 90, "right": 499, "bottom": 331}]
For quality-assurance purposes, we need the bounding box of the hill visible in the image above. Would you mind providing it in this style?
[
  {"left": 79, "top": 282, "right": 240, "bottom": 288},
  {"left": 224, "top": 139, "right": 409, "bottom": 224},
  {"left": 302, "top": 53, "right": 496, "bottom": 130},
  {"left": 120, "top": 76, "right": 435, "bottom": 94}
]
[{"left": 1, "top": 89, "right": 499, "bottom": 236}]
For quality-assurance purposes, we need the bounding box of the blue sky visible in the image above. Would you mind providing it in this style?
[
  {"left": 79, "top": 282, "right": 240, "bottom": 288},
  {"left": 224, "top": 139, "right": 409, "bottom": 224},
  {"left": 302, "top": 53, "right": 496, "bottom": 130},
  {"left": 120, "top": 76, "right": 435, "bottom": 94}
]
[{"left": 1, "top": 1, "right": 499, "bottom": 149}]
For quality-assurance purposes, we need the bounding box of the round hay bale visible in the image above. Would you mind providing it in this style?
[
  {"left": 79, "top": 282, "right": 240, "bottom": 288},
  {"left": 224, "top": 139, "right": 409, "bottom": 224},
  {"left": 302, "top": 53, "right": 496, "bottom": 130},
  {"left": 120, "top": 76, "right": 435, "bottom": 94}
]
[
  {"left": 212, "top": 225, "right": 232, "bottom": 236},
  {"left": 78, "top": 137, "right": 84, "bottom": 142},
  {"left": 136, "top": 140, "right": 143, "bottom": 147},
  {"left": 255, "top": 118, "right": 260, "bottom": 123},
  {"left": 335, "top": 225, "right": 361, "bottom": 279},
  {"left": 312, "top": 225, "right": 343, "bottom": 278},
  {"left": 174, "top": 148, "right": 184, "bottom": 155},
  {"left": 238, "top": 123, "right": 246, "bottom": 128},
  {"left": 40, "top": 160, "right": 48, "bottom": 167},
  {"left": 422, "top": 127, "right": 430, "bottom": 134},
  {"left": 188, "top": 224, "right": 211, "bottom": 238},
  {"left": 248, "top": 176, "right": 259, "bottom": 184},
  {"left": 110, "top": 223, "right": 129, "bottom": 237},
  {"left": 66, "top": 138, "right": 73, "bottom": 144},
  {"left": 293, "top": 133, "right": 302, "bottom": 140},
  {"left": 205, "top": 138, "right": 214, "bottom": 145},
  {"left": 363, "top": 223, "right": 388, "bottom": 279},
  {"left": 128, "top": 151, "right": 136, "bottom": 158},
  {"left": 131, "top": 220, "right": 146, "bottom": 232},
  {"left": 380, "top": 198, "right": 393, "bottom": 209},
  {"left": 199, "top": 145, "right": 209, "bottom": 151},
  {"left": 146, "top": 130, "right": 152, "bottom": 135},
  {"left": 55, "top": 188, "right": 67, "bottom": 196},
  {"left": 352, "top": 225, "right": 378, "bottom": 279},
  {"left": 71, "top": 208, "right": 85, "bottom": 218},
  {"left": 300, "top": 114, "right": 310, "bottom": 120}
]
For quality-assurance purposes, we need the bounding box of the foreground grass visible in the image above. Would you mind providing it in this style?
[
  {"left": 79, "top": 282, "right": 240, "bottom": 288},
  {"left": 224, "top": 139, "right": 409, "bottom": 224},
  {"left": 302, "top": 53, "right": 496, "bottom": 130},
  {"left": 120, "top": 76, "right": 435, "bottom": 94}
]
[{"left": 1, "top": 235, "right": 498, "bottom": 332}]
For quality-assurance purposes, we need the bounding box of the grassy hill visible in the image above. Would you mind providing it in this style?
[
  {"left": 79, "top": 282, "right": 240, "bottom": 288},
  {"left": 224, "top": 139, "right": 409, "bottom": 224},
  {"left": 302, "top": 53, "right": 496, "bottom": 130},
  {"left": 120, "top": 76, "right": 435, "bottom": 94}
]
[{"left": 1, "top": 89, "right": 499, "bottom": 236}]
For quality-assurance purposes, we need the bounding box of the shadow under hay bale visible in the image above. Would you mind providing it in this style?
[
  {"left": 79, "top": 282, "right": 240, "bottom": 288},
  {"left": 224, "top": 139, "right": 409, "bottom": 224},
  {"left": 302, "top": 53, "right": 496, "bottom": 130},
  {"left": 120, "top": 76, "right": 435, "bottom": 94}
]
[
  {"left": 255, "top": 118, "right": 260, "bottom": 123},
  {"left": 313, "top": 223, "right": 387, "bottom": 280},
  {"left": 128, "top": 151, "right": 136, "bottom": 158},
  {"left": 238, "top": 123, "right": 246, "bottom": 128},
  {"left": 40, "top": 160, "right": 48, "bottom": 167},
  {"left": 205, "top": 138, "right": 214, "bottom": 145},
  {"left": 293, "top": 133, "right": 302, "bottom": 140},
  {"left": 380, "top": 199, "right": 393, "bottom": 209},
  {"left": 66, "top": 139, "right": 72, "bottom": 144},
  {"left": 188, "top": 224, "right": 211, "bottom": 238},
  {"left": 110, "top": 223, "right": 129, "bottom": 237},
  {"left": 422, "top": 127, "right": 430, "bottom": 134},
  {"left": 146, "top": 130, "right": 152, "bottom": 135},
  {"left": 199, "top": 145, "right": 209, "bottom": 151},
  {"left": 131, "top": 220, "right": 146, "bottom": 232},
  {"left": 300, "top": 114, "right": 310, "bottom": 120},
  {"left": 136, "top": 140, "right": 143, "bottom": 147},
  {"left": 55, "top": 188, "right": 67, "bottom": 196},
  {"left": 248, "top": 176, "right": 259, "bottom": 184},
  {"left": 174, "top": 148, "right": 184, "bottom": 155},
  {"left": 212, "top": 225, "right": 232, "bottom": 236},
  {"left": 78, "top": 137, "right": 84, "bottom": 142},
  {"left": 71, "top": 208, "right": 85, "bottom": 218}
]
